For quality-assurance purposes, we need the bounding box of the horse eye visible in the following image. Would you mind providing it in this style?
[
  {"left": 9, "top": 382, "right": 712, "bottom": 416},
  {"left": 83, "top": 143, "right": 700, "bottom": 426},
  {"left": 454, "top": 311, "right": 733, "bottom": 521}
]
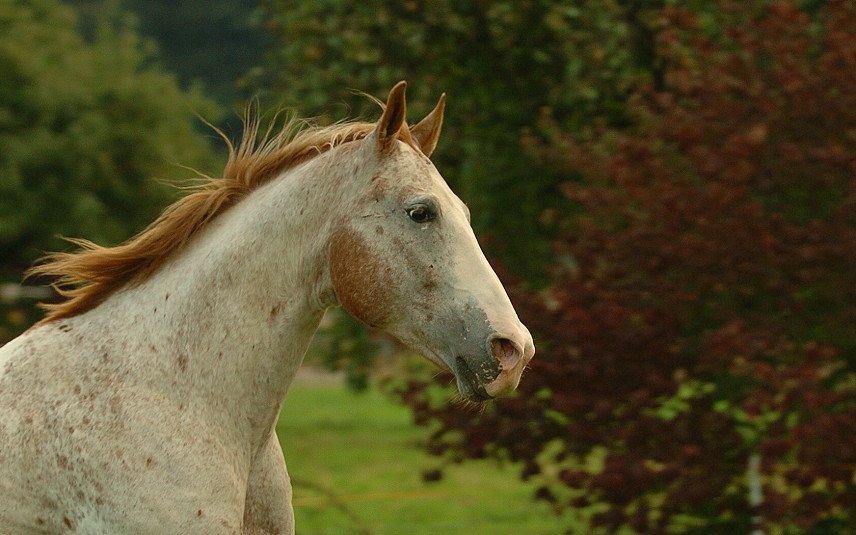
[{"left": 407, "top": 204, "right": 435, "bottom": 223}]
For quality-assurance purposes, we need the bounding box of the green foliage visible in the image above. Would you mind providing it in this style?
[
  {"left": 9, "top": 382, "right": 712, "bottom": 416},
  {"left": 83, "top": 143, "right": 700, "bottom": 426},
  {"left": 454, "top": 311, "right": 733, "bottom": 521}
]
[
  {"left": 396, "top": 1, "right": 856, "bottom": 533},
  {"left": 0, "top": 0, "right": 219, "bottom": 339},
  {"left": 307, "top": 310, "right": 380, "bottom": 392},
  {"left": 65, "top": 0, "right": 268, "bottom": 109},
  {"left": 258, "top": 0, "right": 662, "bottom": 279},
  {"left": 259, "top": 0, "right": 669, "bottom": 387}
]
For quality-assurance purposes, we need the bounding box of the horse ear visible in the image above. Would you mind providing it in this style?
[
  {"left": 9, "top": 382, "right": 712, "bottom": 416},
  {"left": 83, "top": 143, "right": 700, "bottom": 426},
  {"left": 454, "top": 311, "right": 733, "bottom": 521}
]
[
  {"left": 411, "top": 93, "right": 446, "bottom": 158},
  {"left": 376, "top": 81, "right": 408, "bottom": 152}
]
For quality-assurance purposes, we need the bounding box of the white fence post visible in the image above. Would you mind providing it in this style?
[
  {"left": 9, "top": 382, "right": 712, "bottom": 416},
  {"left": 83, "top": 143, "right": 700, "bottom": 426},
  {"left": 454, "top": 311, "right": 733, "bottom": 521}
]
[
  {"left": 748, "top": 453, "right": 763, "bottom": 535},
  {"left": 0, "top": 283, "right": 53, "bottom": 303}
]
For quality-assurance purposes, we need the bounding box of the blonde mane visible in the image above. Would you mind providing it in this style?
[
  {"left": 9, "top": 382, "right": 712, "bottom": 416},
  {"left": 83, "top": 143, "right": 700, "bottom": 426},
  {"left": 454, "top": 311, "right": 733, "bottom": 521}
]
[{"left": 29, "top": 114, "right": 378, "bottom": 323}]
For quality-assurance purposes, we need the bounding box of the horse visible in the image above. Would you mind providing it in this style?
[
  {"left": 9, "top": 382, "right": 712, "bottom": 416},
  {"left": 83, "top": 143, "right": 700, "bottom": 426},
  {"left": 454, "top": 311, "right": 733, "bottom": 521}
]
[{"left": 0, "top": 81, "right": 534, "bottom": 534}]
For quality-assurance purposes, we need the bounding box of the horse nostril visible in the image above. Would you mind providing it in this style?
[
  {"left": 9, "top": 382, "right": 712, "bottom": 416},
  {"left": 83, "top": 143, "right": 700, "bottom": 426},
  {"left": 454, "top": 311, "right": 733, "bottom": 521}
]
[{"left": 490, "top": 337, "right": 521, "bottom": 371}]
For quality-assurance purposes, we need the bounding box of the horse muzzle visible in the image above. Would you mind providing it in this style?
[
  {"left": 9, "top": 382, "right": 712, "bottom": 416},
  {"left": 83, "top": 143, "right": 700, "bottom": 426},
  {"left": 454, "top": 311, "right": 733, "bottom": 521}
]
[{"left": 454, "top": 329, "right": 535, "bottom": 402}]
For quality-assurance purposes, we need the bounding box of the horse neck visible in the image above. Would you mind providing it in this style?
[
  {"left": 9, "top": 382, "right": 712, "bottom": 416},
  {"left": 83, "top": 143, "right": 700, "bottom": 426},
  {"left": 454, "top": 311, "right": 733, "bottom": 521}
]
[{"left": 89, "top": 154, "right": 347, "bottom": 451}]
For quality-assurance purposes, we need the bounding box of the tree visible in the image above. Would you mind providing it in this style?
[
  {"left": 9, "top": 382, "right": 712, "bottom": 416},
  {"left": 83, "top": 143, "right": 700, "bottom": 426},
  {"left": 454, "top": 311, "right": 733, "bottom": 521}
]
[
  {"left": 258, "top": 0, "right": 668, "bottom": 279},
  {"left": 65, "top": 0, "right": 269, "bottom": 109},
  {"left": 395, "top": 1, "right": 856, "bottom": 533},
  {"left": 0, "top": 0, "right": 219, "bottom": 341},
  {"left": 257, "top": 0, "right": 672, "bottom": 382}
]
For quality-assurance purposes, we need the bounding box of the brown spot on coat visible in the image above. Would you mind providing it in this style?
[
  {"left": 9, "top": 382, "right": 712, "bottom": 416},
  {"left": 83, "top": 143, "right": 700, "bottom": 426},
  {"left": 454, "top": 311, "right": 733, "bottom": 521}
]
[
  {"left": 177, "top": 354, "right": 188, "bottom": 372},
  {"left": 329, "top": 225, "right": 397, "bottom": 328}
]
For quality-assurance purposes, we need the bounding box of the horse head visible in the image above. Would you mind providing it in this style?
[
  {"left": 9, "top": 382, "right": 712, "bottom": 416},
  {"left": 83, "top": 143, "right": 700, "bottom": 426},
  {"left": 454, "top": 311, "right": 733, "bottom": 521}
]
[{"left": 328, "top": 82, "right": 534, "bottom": 401}]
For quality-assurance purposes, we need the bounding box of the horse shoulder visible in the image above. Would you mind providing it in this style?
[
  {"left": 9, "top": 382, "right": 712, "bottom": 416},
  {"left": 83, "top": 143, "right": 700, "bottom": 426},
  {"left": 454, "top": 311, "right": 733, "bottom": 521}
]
[{"left": 0, "top": 323, "right": 254, "bottom": 534}]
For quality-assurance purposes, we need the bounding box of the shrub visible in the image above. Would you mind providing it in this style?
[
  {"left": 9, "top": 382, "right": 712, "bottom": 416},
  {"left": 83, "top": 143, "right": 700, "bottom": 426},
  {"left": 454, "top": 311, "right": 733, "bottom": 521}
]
[{"left": 396, "top": 2, "right": 856, "bottom": 533}]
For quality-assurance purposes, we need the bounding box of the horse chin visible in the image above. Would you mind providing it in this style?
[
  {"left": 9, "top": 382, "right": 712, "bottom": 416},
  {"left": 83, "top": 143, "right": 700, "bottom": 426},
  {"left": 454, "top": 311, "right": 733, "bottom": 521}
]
[{"left": 454, "top": 356, "right": 493, "bottom": 403}]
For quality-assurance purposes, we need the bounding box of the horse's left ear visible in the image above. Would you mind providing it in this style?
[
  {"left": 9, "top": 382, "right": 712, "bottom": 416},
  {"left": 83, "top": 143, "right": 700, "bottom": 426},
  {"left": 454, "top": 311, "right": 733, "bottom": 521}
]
[
  {"left": 411, "top": 93, "right": 446, "bottom": 158},
  {"left": 376, "top": 81, "right": 408, "bottom": 152}
]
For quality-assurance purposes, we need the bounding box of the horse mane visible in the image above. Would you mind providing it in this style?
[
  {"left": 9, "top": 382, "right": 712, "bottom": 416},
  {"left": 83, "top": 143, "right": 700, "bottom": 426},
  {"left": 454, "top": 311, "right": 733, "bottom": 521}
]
[{"left": 29, "top": 112, "right": 378, "bottom": 324}]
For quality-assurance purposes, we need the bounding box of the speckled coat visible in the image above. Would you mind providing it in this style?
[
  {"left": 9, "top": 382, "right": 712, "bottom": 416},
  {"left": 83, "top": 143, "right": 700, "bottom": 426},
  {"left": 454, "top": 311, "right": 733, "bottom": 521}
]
[{"left": 0, "top": 82, "right": 533, "bottom": 535}]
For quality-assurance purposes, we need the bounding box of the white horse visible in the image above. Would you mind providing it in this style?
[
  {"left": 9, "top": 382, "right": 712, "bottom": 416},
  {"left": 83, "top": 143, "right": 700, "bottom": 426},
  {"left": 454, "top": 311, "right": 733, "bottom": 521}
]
[{"left": 0, "top": 82, "right": 534, "bottom": 534}]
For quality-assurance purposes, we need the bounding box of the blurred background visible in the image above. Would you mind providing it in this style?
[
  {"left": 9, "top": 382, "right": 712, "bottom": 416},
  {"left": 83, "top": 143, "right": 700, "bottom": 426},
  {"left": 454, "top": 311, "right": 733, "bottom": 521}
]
[{"left": 1, "top": 0, "right": 854, "bottom": 533}]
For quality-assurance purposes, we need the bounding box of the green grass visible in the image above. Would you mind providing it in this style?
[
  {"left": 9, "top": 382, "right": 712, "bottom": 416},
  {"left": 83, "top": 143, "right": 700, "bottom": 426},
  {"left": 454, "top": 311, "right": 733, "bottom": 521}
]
[{"left": 277, "top": 377, "right": 572, "bottom": 535}]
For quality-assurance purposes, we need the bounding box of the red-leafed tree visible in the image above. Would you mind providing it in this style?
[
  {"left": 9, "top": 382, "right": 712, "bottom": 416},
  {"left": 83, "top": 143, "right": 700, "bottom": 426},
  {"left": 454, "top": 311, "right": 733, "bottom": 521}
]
[{"left": 395, "top": 1, "right": 856, "bottom": 533}]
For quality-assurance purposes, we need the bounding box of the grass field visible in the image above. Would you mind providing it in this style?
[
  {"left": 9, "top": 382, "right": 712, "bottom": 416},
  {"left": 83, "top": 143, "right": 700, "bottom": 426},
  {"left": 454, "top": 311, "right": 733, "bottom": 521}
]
[{"left": 276, "top": 371, "right": 573, "bottom": 535}]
